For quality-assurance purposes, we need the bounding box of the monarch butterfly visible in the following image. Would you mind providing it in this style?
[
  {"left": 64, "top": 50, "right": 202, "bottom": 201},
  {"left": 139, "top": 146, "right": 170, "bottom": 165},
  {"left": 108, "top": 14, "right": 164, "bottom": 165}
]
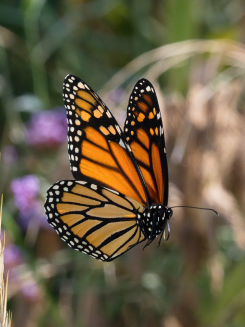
[{"left": 44, "top": 75, "right": 216, "bottom": 262}]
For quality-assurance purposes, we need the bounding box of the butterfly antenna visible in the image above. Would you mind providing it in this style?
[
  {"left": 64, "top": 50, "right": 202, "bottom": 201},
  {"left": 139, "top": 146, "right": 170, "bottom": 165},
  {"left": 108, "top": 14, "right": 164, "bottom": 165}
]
[{"left": 170, "top": 206, "right": 219, "bottom": 216}]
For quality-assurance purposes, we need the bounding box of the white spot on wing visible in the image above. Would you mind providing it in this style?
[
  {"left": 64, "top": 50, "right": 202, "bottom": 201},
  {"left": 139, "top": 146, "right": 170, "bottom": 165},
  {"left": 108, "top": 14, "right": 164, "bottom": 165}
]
[
  {"left": 119, "top": 139, "right": 126, "bottom": 149},
  {"left": 106, "top": 111, "right": 112, "bottom": 118},
  {"left": 115, "top": 125, "right": 121, "bottom": 135},
  {"left": 103, "top": 187, "right": 119, "bottom": 195}
]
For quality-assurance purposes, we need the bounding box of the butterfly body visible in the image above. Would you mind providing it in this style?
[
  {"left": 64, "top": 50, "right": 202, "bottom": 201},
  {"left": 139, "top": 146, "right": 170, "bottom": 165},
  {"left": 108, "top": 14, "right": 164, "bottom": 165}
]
[
  {"left": 44, "top": 75, "right": 171, "bottom": 261},
  {"left": 141, "top": 206, "right": 172, "bottom": 241}
]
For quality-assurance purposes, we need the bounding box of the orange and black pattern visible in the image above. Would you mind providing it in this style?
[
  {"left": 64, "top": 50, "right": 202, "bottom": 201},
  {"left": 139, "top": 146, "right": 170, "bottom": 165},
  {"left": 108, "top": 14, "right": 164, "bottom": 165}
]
[
  {"left": 63, "top": 75, "right": 147, "bottom": 206},
  {"left": 45, "top": 180, "right": 145, "bottom": 261},
  {"left": 124, "top": 79, "right": 168, "bottom": 205},
  {"left": 44, "top": 75, "right": 172, "bottom": 261}
]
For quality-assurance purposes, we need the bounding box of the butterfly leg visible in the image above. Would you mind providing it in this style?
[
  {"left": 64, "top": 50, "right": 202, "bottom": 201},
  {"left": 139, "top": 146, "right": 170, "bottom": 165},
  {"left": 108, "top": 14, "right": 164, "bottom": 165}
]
[
  {"left": 164, "top": 220, "right": 170, "bottom": 241},
  {"left": 157, "top": 219, "right": 170, "bottom": 247}
]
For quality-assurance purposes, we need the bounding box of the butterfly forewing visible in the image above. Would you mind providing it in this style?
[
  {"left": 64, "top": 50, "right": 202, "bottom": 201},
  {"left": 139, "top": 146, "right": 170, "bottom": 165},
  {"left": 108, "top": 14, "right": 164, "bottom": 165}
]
[
  {"left": 63, "top": 75, "right": 148, "bottom": 206},
  {"left": 44, "top": 180, "right": 145, "bottom": 261},
  {"left": 124, "top": 79, "right": 168, "bottom": 205}
]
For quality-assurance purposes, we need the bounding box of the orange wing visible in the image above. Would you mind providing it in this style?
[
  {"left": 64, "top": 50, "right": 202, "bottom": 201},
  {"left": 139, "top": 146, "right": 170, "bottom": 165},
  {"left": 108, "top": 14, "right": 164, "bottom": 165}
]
[
  {"left": 63, "top": 75, "right": 148, "bottom": 206},
  {"left": 124, "top": 79, "right": 168, "bottom": 205},
  {"left": 44, "top": 180, "right": 145, "bottom": 261}
]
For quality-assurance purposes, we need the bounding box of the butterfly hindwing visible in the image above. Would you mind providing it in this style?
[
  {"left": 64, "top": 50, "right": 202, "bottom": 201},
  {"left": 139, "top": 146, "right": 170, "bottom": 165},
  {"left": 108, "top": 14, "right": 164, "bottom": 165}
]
[
  {"left": 44, "top": 180, "right": 145, "bottom": 261},
  {"left": 124, "top": 79, "right": 168, "bottom": 205},
  {"left": 63, "top": 75, "right": 148, "bottom": 206}
]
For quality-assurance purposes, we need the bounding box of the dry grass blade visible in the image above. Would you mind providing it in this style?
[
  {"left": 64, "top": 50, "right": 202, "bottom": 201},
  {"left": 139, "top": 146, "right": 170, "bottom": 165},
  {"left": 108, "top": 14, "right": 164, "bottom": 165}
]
[
  {"left": 0, "top": 195, "right": 11, "bottom": 327},
  {"left": 99, "top": 39, "right": 245, "bottom": 256},
  {"left": 100, "top": 39, "right": 245, "bottom": 92},
  {"left": 96, "top": 41, "right": 245, "bottom": 314}
]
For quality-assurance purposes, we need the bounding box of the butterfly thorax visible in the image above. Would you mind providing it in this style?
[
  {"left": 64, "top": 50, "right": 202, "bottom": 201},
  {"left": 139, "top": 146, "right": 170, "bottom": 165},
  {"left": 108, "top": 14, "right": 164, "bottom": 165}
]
[{"left": 140, "top": 205, "right": 173, "bottom": 240}]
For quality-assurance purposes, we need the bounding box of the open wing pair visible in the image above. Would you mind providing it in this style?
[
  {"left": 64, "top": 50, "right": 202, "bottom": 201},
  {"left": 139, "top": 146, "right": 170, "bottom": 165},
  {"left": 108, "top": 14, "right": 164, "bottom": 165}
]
[{"left": 44, "top": 75, "right": 171, "bottom": 261}]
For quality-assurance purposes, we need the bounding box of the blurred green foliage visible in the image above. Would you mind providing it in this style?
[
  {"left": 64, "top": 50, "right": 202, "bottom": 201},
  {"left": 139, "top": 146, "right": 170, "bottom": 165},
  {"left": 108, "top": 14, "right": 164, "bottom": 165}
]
[{"left": 1, "top": 0, "right": 245, "bottom": 326}]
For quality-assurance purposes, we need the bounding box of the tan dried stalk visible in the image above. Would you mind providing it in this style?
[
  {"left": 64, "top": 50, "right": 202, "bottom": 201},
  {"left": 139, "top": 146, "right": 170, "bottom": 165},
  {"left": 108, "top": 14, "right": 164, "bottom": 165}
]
[{"left": 0, "top": 195, "right": 11, "bottom": 327}]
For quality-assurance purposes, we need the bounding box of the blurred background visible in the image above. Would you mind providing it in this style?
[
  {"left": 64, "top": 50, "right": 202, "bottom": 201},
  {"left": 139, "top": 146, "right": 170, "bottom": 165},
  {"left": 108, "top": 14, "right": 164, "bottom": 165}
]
[{"left": 1, "top": 0, "right": 245, "bottom": 326}]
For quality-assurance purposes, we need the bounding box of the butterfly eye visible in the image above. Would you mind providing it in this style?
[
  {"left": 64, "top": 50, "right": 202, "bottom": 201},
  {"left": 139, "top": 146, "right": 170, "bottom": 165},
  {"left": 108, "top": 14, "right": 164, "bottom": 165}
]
[{"left": 167, "top": 208, "right": 173, "bottom": 218}]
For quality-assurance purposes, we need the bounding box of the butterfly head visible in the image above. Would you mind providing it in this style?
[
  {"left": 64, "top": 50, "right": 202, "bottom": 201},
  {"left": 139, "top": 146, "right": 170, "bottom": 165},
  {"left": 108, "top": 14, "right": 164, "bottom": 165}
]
[{"left": 166, "top": 207, "right": 173, "bottom": 219}]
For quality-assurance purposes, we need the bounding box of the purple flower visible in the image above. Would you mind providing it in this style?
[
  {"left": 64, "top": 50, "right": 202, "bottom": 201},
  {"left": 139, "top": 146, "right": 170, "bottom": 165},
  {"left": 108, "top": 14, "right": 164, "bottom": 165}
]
[
  {"left": 4, "top": 244, "right": 23, "bottom": 270},
  {"left": 21, "top": 280, "right": 40, "bottom": 302},
  {"left": 25, "top": 107, "right": 67, "bottom": 147},
  {"left": 3, "top": 242, "right": 39, "bottom": 301},
  {"left": 11, "top": 175, "right": 39, "bottom": 212},
  {"left": 3, "top": 244, "right": 24, "bottom": 283},
  {"left": 10, "top": 175, "right": 47, "bottom": 229}
]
